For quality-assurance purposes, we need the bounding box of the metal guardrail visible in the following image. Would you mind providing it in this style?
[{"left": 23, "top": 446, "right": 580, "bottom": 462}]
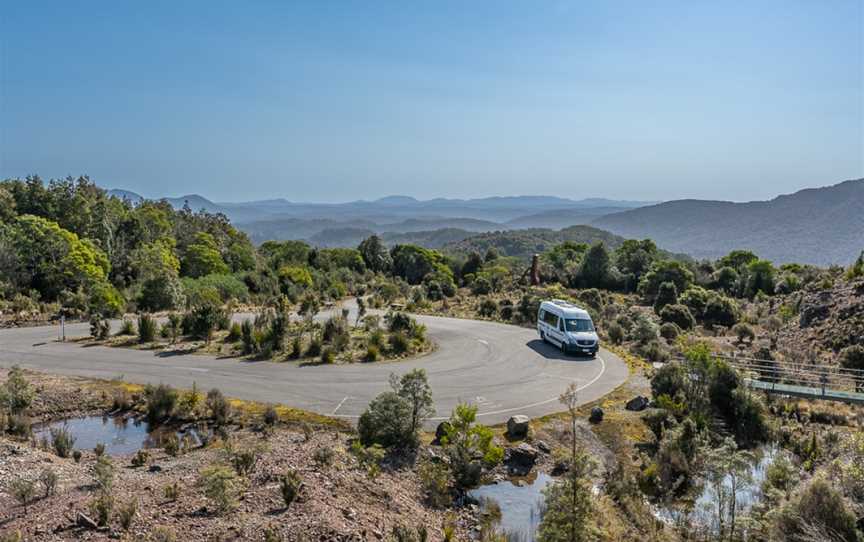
[{"left": 670, "top": 354, "right": 864, "bottom": 404}]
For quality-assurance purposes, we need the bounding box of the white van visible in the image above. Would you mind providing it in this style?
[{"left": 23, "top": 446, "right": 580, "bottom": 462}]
[{"left": 537, "top": 299, "right": 599, "bottom": 356}]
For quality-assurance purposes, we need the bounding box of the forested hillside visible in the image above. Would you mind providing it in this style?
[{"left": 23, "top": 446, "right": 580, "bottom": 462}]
[{"left": 594, "top": 178, "right": 864, "bottom": 265}]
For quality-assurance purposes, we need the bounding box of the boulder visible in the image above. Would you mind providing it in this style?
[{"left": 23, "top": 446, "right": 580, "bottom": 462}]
[
  {"left": 589, "top": 406, "right": 604, "bottom": 424},
  {"left": 625, "top": 396, "right": 650, "bottom": 412},
  {"left": 506, "top": 415, "right": 530, "bottom": 439},
  {"left": 505, "top": 443, "right": 538, "bottom": 475},
  {"left": 535, "top": 440, "right": 551, "bottom": 454}
]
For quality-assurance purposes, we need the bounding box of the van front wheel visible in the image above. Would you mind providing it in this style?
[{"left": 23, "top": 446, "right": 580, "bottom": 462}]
[{"left": 540, "top": 331, "right": 546, "bottom": 343}]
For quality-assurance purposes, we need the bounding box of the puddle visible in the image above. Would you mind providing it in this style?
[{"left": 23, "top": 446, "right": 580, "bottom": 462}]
[
  {"left": 35, "top": 415, "right": 204, "bottom": 456},
  {"left": 468, "top": 472, "right": 552, "bottom": 541},
  {"left": 656, "top": 444, "right": 783, "bottom": 528}
]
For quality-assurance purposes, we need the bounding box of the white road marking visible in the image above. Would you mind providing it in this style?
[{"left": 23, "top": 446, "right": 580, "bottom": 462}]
[
  {"left": 331, "top": 396, "right": 353, "bottom": 415},
  {"left": 477, "top": 339, "right": 489, "bottom": 346}
]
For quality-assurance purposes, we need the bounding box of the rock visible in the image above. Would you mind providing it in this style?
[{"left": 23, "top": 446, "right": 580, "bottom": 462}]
[
  {"left": 76, "top": 512, "right": 99, "bottom": 530},
  {"left": 625, "top": 396, "right": 650, "bottom": 412},
  {"left": 505, "top": 443, "right": 538, "bottom": 475},
  {"left": 434, "top": 421, "right": 452, "bottom": 443},
  {"left": 148, "top": 465, "right": 162, "bottom": 473},
  {"left": 506, "top": 415, "right": 530, "bottom": 439},
  {"left": 589, "top": 407, "right": 604, "bottom": 424},
  {"left": 535, "top": 440, "right": 551, "bottom": 454}
]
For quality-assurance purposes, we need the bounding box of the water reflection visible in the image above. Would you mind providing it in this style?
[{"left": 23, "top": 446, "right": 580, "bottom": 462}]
[{"left": 468, "top": 472, "right": 552, "bottom": 541}]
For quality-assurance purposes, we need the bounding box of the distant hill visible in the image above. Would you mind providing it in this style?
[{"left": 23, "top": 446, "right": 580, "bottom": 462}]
[
  {"left": 504, "top": 207, "right": 627, "bottom": 230},
  {"left": 381, "top": 228, "right": 475, "bottom": 249},
  {"left": 444, "top": 225, "right": 628, "bottom": 260},
  {"left": 593, "top": 179, "right": 864, "bottom": 265}
]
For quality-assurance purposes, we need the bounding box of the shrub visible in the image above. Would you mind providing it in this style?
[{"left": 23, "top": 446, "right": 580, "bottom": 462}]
[
  {"left": 93, "top": 457, "right": 115, "bottom": 491},
  {"left": 163, "top": 313, "right": 183, "bottom": 343},
  {"left": 840, "top": 344, "right": 864, "bottom": 370},
  {"left": 732, "top": 323, "right": 756, "bottom": 344},
  {"left": 653, "top": 281, "right": 678, "bottom": 313},
  {"left": 89, "top": 315, "right": 110, "bottom": 339},
  {"left": 606, "top": 322, "right": 624, "bottom": 345},
  {"left": 164, "top": 434, "right": 181, "bottom": 457},
  {"left": 39, "top": 467, "right": 58, "bottom": 497},
  {"left": 207, "top": 388, "right": 231, "bottom": 426},
  {"left": 441, "top": 403, "right": 503, "bottom": 489},
  {"left": 279, "top": 470, "right": 302, "bottom": 508},
  {"left": 389, "top": 331, "right": 410, "bottom": 355},
  {"left": 186, "top": 302, "right": 226, "bottom": 343},
  {"left": 659, "top": 304, "right": 695, "bottom": 330},
  {"left": 117, "top": 498, "right": 137, "bottom": 530},
  {"left": 263, "top": 405, "right": 279, "bottom": 426},
  {"left": 94, "top": 442, "right": 106, "bottom": 457},
  {"left": 199, "top": 465, "right": 241, "bottom": 515},
  {"left": 313, "top": 446, "right": 335, "bottom": 468},
  {"left": 240, "top": 320, "right": 257, "bottom": 354},
  {"left": 10, "top": 477, "right": 36, "bottom": 510},
  {"left": 640, "top": 339, "right": 669, "bottom": 362},
  {"left": 364, "top": 344, "right": 380, "bottom": 362},
  {"left": 350, "top": 441, "right": 386, "bottom": 479},
  {"left": 358, "top": 391, "right": 415, "bottom": 449},
  {"left": 630, "top": 314, "right": 659, "bottom": 344},
  {"left": 320, "top": 348, "right": 336, "bottom": 364},
  {"left": 386, "top": 311, "right": 413, "bottom": 333},
  {"left": 478, "top": 298, "right": 497, "bottom": 317},
  {"left": 418, "top": 460, "right": 451, "bottom": 508},
  {"left": 659, "top": 322, "right": 680, "bottom": 341},
  {"left": 151, "top": 527, "right": 178, "bottom": 542},
  {"left": 145, "top": 383, "right": 178, "bottom": 423},
  {"left": 118, "top": 318, "right": 135, "bottom": 336},
  {"left": 228, "top": 442, "right": 261, "bottom": 476},
  {"left": 703, "top": 294, "right": 739, "bottom": 328},
  {"left": 50, "top": 426, "right": 76, "bottom": 458},
  {"left": 774, "top": 478, "right": 859, "bottom": 542},
  {"left": 306, "top": 335, "right": 322, "bottom": 357},
  {"left": 390, "top": 368, "right": 435, "bottom": 437},
  {"left": 131, "top": 449, "right": 150, "bottom": 468},
  {"left": 226, "top": 322, "right": 242, "bottom": 342},
  {"left": 137, "top": 313, "right": 157, "bottom": 343},
  {"left": 72, "top": 450, "right": 82, "bottom": 463},
  {"left": 0, "top": 365, "right": 35, "bottom": 414},
  {"left": 89, "top": 492, "right": 114, "bottom": 527},
  {"left": 163, "top": 482, "right": 180, "bottom": 502}
]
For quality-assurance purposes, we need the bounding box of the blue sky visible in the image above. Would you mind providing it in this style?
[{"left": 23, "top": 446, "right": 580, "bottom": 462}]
[{"left": 1, "top": 1, "right": 861, "bottom": 203}]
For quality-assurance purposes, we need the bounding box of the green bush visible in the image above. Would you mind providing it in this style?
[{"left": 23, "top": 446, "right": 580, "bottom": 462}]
[
  {"left": 39, "top": 467, "right": 58, "bottom": 498},
  {"left": 478, "top": 298, "right": 497, "bottom": 317},
  {"left": 703, "top": 294, "right": 739, "bottom": 328},
  {"left": 441, "top": 403, "right": 503, "bottom": 489},
  {"left": 364, "top": 344, "right": 380, "bottom": 362},
  {"left": 10, "top": 477, "right": 36, "bottom": 510},
  {"left": 50, "top": 426, "right": 76, "bottom": 458},
  {"left": 131, "top": 449, "right": 150, "bottom": 468},
  {"left": 144, "top": 383, "right": 178, "bottom": 423},
  {"left": 117, "top": 497, "right": 137, "bottom": 530},
  {"left": 138, "top": 313, "right": 157, "bottom": 343},
  {"left": 606, "top": 322, "right": 624, "bottom": 345},
  {"left": 358, "top": 391, "right": 415, "bottom": 449},
  {"left": 226, "top": 322, "right": 242, "bottom": 342},
  {"left": 774, "top": 478, "right": 859, "bottom": 542},
  {"left": 418, "top": 460, "right": 451, "bottom": 509},
  {"left": 89, "top": 492, "right": 114, "bottom": 527},
  {"left": 279, "top": 470, "right": 302, "bottom": 508},
  {"left": 198, "top": 465, "right": 241, "bottom": 515},
  {"left": 0, "top": 366, "right": 35, "bottom": 414},
  {"left": 659, "top": 304, "right": 695, "bottom": 330},
  {"left": 117, "top": 318, "right": 135, "bottom": 336},
  {"left": 321, "top": 348, "right": 336, "bottom": 364},
  {"left": 653, "top": 281, "right": 678, "bottom": 313},
  {"left": 389, "top": 331, "right": 410, "bottom": 354},
  {"left": 89, "top": 315, "right": 110, "bottom": 339},
  {"left": 207, "top": 388, "right": 231, "bottom": 426},
  {"left": 659, "top": 322, "right": 680, "bottom": 341},
  {"left": 732, "top": 322, "right": 756, "bottom": 344}
]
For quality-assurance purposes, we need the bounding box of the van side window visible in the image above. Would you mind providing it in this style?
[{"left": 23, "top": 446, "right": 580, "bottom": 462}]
[
  {"left": 542, "top": 311, "right": 558, "bottom": 327},
  {"left": 538, "top": 310, "right": 545, "bottom": 323}
]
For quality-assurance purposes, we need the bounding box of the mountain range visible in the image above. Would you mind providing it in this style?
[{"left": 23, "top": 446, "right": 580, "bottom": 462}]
[
  {"left": 593, "top": 178, "right": 863, "bottom": 266},
  {"left": 108, "top": 178, "right": 864, "bottom": 265}
]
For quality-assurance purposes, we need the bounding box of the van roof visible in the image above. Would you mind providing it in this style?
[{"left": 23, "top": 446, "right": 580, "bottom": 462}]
[{"left": 541, "top": 299, "right": 591, "bottom": 318}]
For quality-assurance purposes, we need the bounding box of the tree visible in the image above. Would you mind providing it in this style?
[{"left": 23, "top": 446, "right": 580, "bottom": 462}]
[
  {"left": 182, "top": 232, "right": 229, "bottom": 278},
  {"left": 703, "top": 294, "right": 739, "bottom": 328},
  {"left": 702, "top": 438, "right": 755, "bottom": 541},
  {"left": 358, "top": 235, "right": 392, "bottom": 273},
  {"left": 389, "top": 369, "right": 435, "bottom": 438},
  {"left": 538, "top": 388, "right": 598, "bottom": 542},
  {"left": 745, "top": 259, "right": 776, "bottom": 297},
  {"left": 615, "top": 239, "right": 658, "bottom": 290},
  {"left": 357, "top": 391, "right": 415, "bottom": 449},
  {"left": 638, "top": 260, "right": 694, "bottom": 302},
  {"left": 774, "top": 478, "right": 859, "bottom": 542},
  {"left": 460, "top": 252, "right": 484, "bottom": 278},
  {"left": 718, "top": 250, "right": 758, "bottom": 271},
  {"left": 441, "top": 403, "right": 503, "bottom": 488},
  {"left": 653, "top": 281, "right": 678, "bottom": 313},
  {"left": 577, "top": 242, "right": 611, "bottom": 288},
  {"left": 840, "top": 345, "right": 864, "bottom": 391}
]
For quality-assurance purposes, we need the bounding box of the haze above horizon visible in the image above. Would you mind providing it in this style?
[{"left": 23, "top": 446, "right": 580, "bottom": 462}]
[{"left": 1, "top": 1, "right": 861, "bottom": 203}]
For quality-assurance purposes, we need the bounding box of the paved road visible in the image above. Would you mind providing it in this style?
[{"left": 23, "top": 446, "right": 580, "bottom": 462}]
[{"left": 0, "top": 309, "right": 628, "bottom": 425}]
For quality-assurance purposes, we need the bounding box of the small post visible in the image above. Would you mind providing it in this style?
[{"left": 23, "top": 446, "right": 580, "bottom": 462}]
[{"left": 60, "top": 315, "right": 66, "bottom": 342}]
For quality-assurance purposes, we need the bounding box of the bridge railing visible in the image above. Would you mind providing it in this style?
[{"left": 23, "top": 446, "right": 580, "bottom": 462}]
[{"left": 670, "top": 354, "right": 864, "bottom": 395}]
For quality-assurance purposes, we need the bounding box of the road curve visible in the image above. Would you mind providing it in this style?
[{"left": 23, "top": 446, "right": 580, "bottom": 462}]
[{"left": 0, "top": 311, "right": 628, "bottom": 425}]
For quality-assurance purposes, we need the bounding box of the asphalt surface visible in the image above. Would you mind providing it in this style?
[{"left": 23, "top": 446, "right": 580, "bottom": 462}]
[{"left": 0, "top": 308, "right": 628, "bottom": 425}]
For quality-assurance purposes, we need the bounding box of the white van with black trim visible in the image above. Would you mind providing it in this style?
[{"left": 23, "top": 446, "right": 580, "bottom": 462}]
[{"left": 537, "top": 299, "right": 599, "bottom": 356}]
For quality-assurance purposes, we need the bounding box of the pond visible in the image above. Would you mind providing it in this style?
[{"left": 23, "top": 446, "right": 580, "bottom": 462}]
[
  {"left": 469, "top": 472, "right": 552, "bottom": 541},
  {"left": 35, "top": 415, "right": 204, "bottom": 456}
]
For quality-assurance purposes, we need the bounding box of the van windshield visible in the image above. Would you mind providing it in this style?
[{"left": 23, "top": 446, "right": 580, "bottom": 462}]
[{"left": 564, "top": 319, "right": 595, "bottom": 332}]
